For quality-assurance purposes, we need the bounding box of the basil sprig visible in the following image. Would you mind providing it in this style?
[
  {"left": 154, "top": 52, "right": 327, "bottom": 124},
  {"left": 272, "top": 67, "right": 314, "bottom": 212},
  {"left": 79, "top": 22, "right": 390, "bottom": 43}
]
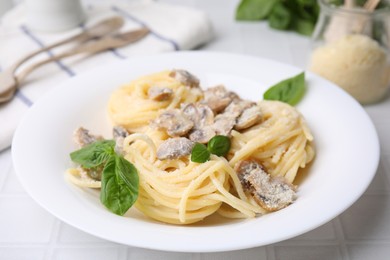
[
  {"left": 236, "top": 0, "right": 279, "bottom": 21},
  {"left": 268, "top": 2, "right": 291, "bottom": 31},
  {"left": 263, "top": 72, "right": 305, "bottom": 106},
  {"left": 100, "top": 156, "right": 138, "bottom": 215},
  {"left": 70, "top": 140, "right": 115, "bottom": 168},
  {"left": 191, "top": 143, "right": 211, "bottom": 163},
  {"left": 191, "top": 135, "right": 231, "bottom": 163},
  {"left": 207, "top": 135, "right": 231, "bottom": 156},
  {"left": 70, "top": 140, "right": 139, "bottom": 216},
  {"left": 235, "top": 0, "right": 319, "bottom": 36}
]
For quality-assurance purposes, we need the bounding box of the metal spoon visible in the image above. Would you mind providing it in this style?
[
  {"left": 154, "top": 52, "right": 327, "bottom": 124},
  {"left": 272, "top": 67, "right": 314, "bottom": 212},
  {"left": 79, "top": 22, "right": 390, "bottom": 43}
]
[
  {"left": 0, "top": 28, "right": 150, "bottom": 103},
  {"left": 0, "top": 17, "right": 124, "bottom": 100}
]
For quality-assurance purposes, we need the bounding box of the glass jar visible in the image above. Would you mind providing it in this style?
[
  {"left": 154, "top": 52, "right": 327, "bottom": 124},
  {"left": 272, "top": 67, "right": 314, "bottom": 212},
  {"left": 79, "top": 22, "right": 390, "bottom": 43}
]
[{"left": 309, "top": 0, "right": 390, "bottom": 104}]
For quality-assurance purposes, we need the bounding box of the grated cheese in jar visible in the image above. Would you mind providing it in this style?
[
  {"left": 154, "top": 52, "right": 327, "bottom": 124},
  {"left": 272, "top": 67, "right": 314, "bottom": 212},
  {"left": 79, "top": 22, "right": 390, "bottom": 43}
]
[{"left": 309, "top": 34, "right": 390, "bottom": 104}]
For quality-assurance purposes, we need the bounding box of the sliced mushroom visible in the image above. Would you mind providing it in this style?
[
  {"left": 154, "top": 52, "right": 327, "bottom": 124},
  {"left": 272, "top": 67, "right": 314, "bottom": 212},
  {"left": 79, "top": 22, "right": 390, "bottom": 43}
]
[
  {"left": 169, "top": 69, "right": 200, "bottom": 88},
  {"left": 148, "top": 86, "right": 173, "bottom": 101},
  {"left": 85, "top": 165, "right": 104, "bottom": 181},
  {"left": 235, "top": 105, "right": 262, "bottom": 130},
  {"left": 181, "top": 103, "right": 198, "bottom": 122},
  {"left": 73, "top": 127, "right": 103, "bottom": 148},
  {"left": 224, "top": 99, "right": 254, "bottom": 118},
  {"left": 181, "top": 103, "right": 214, "bottom": 128},
  {"left": 235, "top": 160, "right": 296, "bottom": 212},
  {"left": 210, "top": 100, "right": 256, "bottom": 135},
  {"left": 151, "top": 109, "right": 194, "bottom": 137},
  {"left": 157, "top": 137, "right": 195, "bottom": 160},
  {"left": 113, "top": 126, "right": 130, "bottom": 155},
  {"left": 72, "top": 127, "right": 105, "bottom": 180},
  {"left": 197, "top": 105, "right": 215, "bottom": 126},
  {"left": 189, "top": 127, "right": 216, "bottom": 143},
  {"left": 180, "top": 103, "right": 216, "bottom": 143},
  {"left": 202, "top": 85, "right": 238, "bottom": 113},
  {"left": 234, "top": 160, "right": 260, "bottom": 189},
  {"left": 212, "top": 114, "right": 236, "bottom": 136},
  {"left": 113, "top": 126, "right": 130, "bottom": 139}
]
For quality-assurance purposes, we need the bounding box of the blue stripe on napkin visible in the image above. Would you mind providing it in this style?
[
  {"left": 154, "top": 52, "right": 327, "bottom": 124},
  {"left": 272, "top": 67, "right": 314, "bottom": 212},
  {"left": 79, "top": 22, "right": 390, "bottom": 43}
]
[
  {"left": 14, "top": 89, "right": 33, "bottom": 107},
  {"left": 20, "top": 25, "right": 76, "bottom": 77},
  {"left": 13, "top": 10, "right": 180, "bottom": 108},
  {"left": 0, "top": 66, "right": 33, "bottom": 107},
  {"left": 16, "top": 25, "right": 80, "bottom": 107},
  {"left": 109, "top": 49, "right": 127, "bottom": 59}
]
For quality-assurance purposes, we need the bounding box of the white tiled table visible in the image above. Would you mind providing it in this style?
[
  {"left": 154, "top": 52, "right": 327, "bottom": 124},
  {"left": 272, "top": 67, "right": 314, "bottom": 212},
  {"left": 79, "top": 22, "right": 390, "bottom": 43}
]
[{"left": 1, "top": 0, "right": 390, "bottom": 259}]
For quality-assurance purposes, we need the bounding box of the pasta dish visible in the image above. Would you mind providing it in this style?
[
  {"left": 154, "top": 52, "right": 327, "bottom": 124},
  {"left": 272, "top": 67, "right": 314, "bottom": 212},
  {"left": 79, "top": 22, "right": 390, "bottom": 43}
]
[{"left": 66, "top": 70, "right": 315, "bottom": 225}]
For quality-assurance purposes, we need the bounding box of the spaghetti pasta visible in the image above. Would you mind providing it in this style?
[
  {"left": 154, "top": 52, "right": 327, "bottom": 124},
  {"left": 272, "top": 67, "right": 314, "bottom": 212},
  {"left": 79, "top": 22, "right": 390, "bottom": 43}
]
[
  {"left": 67, "top": 70, "right": 315, "bottom": 225},
  {"left": 107, "top": 71, "right": 203, "bottom": 133}
]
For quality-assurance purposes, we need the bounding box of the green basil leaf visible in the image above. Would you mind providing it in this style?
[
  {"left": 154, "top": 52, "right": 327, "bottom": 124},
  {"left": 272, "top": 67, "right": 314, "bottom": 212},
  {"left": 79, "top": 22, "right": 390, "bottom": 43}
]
[
  {"left": 294, "top": 0, "right": 319, "bottom": 22},
  {"left": 115, "top": 155, "right": 139, "bottom": 199},
  {"left": 208, "top": 135, "right": 231, "bottom": 157},
  {"left": 328, "top": 0, "right": 343, "bottom": 6},
  {"left": 70, "top": 140, "right": 115, "bottom": 168},
  {"left": 236, "top": 0, "right": 279, "bottom": 21},
  {"left": 100, "top": 155, "right": 139, "bottom": 216},
  {"left": 191, "top": 143, "right": 210, "bottom": 163},
  {"left": 268, "top": 2, "right": 291, "bottom": 30},
  {"left": 296, "top": 0, "right": 317, "bottom": 5},
  {"left": 263, "top": 72, "right": 306, "bottom": 105},
  {"left": 291, "top": 18, "right": 315, "bottom": 36}
]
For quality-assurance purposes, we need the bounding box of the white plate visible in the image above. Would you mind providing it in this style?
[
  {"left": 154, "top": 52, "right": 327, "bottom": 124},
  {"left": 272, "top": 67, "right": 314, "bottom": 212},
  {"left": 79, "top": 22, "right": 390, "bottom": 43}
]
[{"left": 12, "top": 52, "right": 379, "bottom": 252}]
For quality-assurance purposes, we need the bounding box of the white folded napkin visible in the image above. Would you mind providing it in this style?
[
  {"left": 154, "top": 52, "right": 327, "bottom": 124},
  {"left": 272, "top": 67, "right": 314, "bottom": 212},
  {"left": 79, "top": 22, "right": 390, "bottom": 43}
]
[{"left": 0, "top": 0, "right": 213, "bottom": 151}]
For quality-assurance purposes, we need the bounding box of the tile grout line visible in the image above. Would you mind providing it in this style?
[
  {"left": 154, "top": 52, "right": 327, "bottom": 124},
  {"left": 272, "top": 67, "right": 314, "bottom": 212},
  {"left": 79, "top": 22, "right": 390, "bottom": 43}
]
[
  {"left": 237, "top": 23, "right": 247, "bottom": 55},
  {"left": 285, "top": 36, "right": 297, "bottom": 67},
  {"left": 0, "top": 244, "right": 50, "bottom": 248},
  {"left": 118, "top": 245, "right": 129, "bottom": 260},
  {"left": 266, "top": 245, "right": 276, "bottom": 260},
  {"left": 381, "top": 154, "right": 390, "bottom": 189},
  {"left": 0, "top": 193, "right": 31, "bottom": 198},
  {"left": 192, "top": 252, "right": 202, "bottom": 260},
  {"left": 341, "top": 240, "right": 390, "bottom": 246},
  {"left": 0, "top": 150, "right": 13, "bottom": 193},
  {"left": 332, "top": 218, "right": 351, "bottom": 260},
  {"left": 43, "top": 219, "right": 62, "bottom": 260},
  {"left": 40, "top": 243, "right": 128, "bottom": 249}
]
